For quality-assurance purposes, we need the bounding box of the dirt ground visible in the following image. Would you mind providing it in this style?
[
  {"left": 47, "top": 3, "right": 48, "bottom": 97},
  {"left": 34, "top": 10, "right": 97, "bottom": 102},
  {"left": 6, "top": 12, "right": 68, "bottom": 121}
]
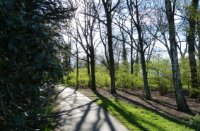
[{"left": 79, "top": 88, "right": 200, "bottom": 121}]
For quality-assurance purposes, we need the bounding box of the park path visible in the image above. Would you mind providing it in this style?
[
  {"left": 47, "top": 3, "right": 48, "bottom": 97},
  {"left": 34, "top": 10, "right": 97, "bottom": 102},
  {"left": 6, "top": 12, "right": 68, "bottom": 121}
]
[{"left": 54, "top": 85, "right": 129, "bottom": 131}]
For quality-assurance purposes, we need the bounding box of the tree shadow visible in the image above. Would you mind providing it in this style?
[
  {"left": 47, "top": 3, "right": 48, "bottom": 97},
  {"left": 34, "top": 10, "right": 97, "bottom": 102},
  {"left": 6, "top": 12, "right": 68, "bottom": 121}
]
[
  {"left": 118, "top": 89, "right": 200, "bottom": 115},
  {"left": 54, "top": 88, "right": 123, "bottom": 131},
  {"left": 54, "top": 88, "right": 200, "bottom": 131},
  {"left": 92, "top": 90, "right": 169, "bottom": 131},
  {"left": 119, "top": 90, "right": 177, "bottom": 110},
  {"left": 112, "top": 92, "right": 199, "bottom": 130}
]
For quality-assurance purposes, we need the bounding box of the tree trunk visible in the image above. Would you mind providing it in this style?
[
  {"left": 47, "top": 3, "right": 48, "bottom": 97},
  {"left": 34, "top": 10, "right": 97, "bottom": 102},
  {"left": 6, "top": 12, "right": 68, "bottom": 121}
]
[
  {"left": 197, "top": 21, "right": 200, "bottom": 78},
  {"left": 87, "top": 52, "right": 91, "bottom": 87},
  {"left": 87, "top": 52, "right": 91, "bottom": 76},
  {"left": 187, "top": 0, "right": 199, "bottom": 91},
  {"left": 76, "top": 44, "right": 79, "bottom": 90},
  {"left": 102, "top": 0, "right": 116, "bottom": 93},
  {"left": 136, "top": 16, "right": 151, "bottom": 99},
  {"left": 90, "top": 45, "right": 96, "bottom": 91},
  {"left": 121, "top": 31, "right": 127, "bottom": 62},
  {"left": 165, "top": 0, "right": 190, "bottom": 112},
  {"left": 140, "top": 49, "right": 151, "bottom": 99},
  {"left": 90, "top": 25, "right": 96, "bottom": 90},
  {"left": 130, "top": 12, "right": 134, "bottom": 74},
  {"left": 130, "top": 45, "right": 134, "bottom": 74},
  {"left": 68, "top": 40, "right": 72, "bottom": 71},
  {"left": 107, "top": 15, "right": 116, "bottom": 93},
  {"left": 135, "top": 51, "right": 139, "bottom": 76},
  {"left": 139, "top": 39, "right": 151, "bottom": 99}
]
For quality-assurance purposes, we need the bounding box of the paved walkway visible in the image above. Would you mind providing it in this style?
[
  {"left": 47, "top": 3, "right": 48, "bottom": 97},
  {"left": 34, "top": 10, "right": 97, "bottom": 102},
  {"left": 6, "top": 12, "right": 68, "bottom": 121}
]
[{"left": 54, "top": 86, "right": 129, "bottom": 131}]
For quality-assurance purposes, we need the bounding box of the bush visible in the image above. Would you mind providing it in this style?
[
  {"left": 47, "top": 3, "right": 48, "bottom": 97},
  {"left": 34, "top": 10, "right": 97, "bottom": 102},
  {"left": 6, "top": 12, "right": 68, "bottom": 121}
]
[
  {"left": 96, "top": 67, "right": 110, "bottom": 87},
  {"left": 158, "top": 79, "right": 169, "bottom": 95},
  {"left": 67, "top": 68, "right": 89, "bottom": 87},
  {"left": 67, "top": 67, "right": 110, "bottom": 88},
  {"left": 66, "top": 64, "right": 146, "bottom": 90},
  {"left": 0, "top": 1, "right": 74, "bottom": 130},
  {"left": 132, "top": 75, "right": 145, "bottom": 89},
  {"left": 116, "top": 64, "right": 134, "bottom": 88},
  {"left": 147, "top": 59, "right": 173, "bottom": 93}
]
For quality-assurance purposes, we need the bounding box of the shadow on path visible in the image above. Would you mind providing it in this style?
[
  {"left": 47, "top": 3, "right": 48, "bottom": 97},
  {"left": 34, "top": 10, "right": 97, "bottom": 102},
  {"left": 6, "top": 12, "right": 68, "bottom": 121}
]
[
  {"left": 92, "top": 90, "right": 153, "bottom": 131},
  {"left": 55, "top": 87, "right": 128, "bottom": 131},
  {"left": 83, "top": 89, "right": 200, "bottom": 131}
]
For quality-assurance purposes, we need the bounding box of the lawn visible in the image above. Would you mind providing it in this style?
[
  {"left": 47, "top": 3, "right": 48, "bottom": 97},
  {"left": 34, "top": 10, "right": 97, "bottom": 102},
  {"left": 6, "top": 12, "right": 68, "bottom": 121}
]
[{"left": 80, "top": 89, "right": 199, "bottom": 131}]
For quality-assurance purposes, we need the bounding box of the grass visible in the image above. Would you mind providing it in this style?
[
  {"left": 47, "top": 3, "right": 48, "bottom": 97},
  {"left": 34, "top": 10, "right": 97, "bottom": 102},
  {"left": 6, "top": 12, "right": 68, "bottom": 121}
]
[{"left": 81, "top": 90, "right": 199, "bottom": 131}]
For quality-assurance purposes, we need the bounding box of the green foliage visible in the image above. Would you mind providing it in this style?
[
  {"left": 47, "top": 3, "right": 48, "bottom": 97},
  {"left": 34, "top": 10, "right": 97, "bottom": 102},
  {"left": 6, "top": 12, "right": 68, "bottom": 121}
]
[
  {"left": 180, "top": 57, "right": 191, "bottom": 88},
  {"left": 132, "top": 75, "right": 144, "bottom": 88},
  {"left": 67, "top": 68, "right": 88, "bottom": 87},
  {"left": 0, "top": 0, "right": 74, "bottom": 130},
  {"left": 147, "top": 59, "right": 173, "bottom": 91},
  {"left": 66, "top": 61, "right": 171, "bottom": 90},
  {"left": 66, "top": 64, "right": 144, "bottom": 89},
  {"left": 66, "top": 57, "right": 199, "bottom": 94},
  {"left": 67, "top": 67, "right": 110, "bottom": 88},
  {"left": 131, "top": 63, "right": 144, "bottom": 88},
  {"left": 116, "top": 63, "right": 134, "bottom": 88},
  {"left": 96, "top": 66, "right": 110, "bottom": 87},
  {"left": 42, "top": 101, "right": 56, "bottom": 131}
]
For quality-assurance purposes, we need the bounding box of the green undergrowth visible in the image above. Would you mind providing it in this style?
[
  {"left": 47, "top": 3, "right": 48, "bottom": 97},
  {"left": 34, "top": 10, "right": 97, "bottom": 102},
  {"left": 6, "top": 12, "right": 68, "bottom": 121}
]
[
  {"left": 64, "top": 65, "right": 173, "bottom": 90},
  {"left": 43, "top": 107, "right": 55, "bottom": 131},
  {"left": 65, "top": 64, "right": 200, "bottom": 97},
  {"left": 43, "top": 98, "right": 57, "bottom": 131},
  {"left": 65, "top": 67, "right": 111, "bottom": 88},
  {"left": 82, "top": 91, "right": 199, "bottom": 131}
]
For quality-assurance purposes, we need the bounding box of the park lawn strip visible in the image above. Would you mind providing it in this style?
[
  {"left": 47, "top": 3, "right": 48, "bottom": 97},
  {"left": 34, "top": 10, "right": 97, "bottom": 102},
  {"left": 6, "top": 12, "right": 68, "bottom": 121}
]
[
  {"left": 79, "top": 89, "right": 195, "bottom": 131},
  {"left": 97, "top": 99, "right": 194, "bottom": 131}
]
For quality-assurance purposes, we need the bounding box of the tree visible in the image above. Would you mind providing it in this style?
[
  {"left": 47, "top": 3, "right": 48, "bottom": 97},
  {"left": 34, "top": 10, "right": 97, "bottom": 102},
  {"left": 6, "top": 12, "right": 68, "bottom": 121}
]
[
  {"left": 101, "top": 0, "right": 120, "bottom": 93},
  {"left": 73, "top": 0, "right": 98, "bottom": 90},
  {"left": 75, "top": 41, "right": 80, "bottom": 90},
  {"left": 0, "top": 0, "right": 75, "bottom": 129},
  {"left": 165, "top": 0, "right": 190, "bottom": 112},
  {"left": 126, "top": 0, "right": 151, "bottom": 99},
  {"left": 113, "top": 11, "right": 137, "bottom": 74},
  {"left": 197, "top": 20, "right": 200, "bottom": 78},
  {"left": 186, "top": 0, "right": 199, "bottom": 92}
]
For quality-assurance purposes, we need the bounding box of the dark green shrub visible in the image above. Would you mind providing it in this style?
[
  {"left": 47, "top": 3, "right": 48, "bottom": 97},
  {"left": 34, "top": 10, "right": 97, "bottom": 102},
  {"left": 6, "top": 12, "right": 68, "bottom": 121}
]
[{"left": 0, "top": 0, "right": 75, "bottom": 130}]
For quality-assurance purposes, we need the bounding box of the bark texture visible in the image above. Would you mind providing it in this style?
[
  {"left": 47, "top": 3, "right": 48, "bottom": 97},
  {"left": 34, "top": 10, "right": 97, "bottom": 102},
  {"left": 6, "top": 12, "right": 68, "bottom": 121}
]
[
  {"left": 165, "top": 0, "right": 190, "bottom": 112},
  {"left": 102, "top": 0, "right": 117, "bottom": 93},
  {"left": 187, "top": 0, "right": 199, "bottom": 91}
]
